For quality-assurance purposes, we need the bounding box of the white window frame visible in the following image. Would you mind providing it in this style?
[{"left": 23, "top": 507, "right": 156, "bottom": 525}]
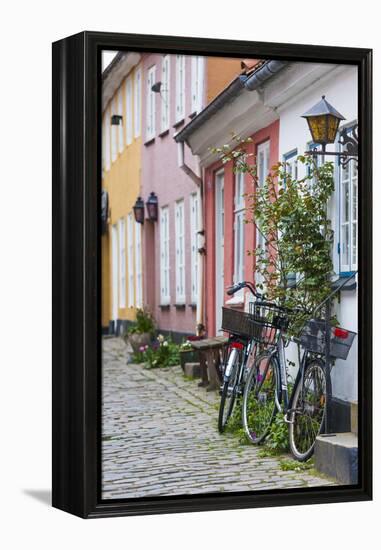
[
  {"left": 175, "top": 199, "right": 186, "bottom": 303},
  {"left": 161, "top": 55, "right": 170, "bottom": 132},
  {"left": 160, "top": 207, "right": 170, "bottom": 304},
  {"left": 134, "top": 221, "right": 143, "bottom": 308},
  {"left": 175, "top": 55, "right": 185, "bottom": 122},
  {"left": 127, "top": 213, "right": 134, "bottom": 307},
  {"left": 284, "top": 149, "right": 298, "bottom": 181},
  {"left": 339, "top": 126, "right": 358, "bottom": 274},
  {"left": 125, "top": 76, "right": 133, "bottom": 145},
  {"left": 190, "top": 193, "right": 199, "bottom": 303},
  {"left": 234, "top": 171, "right": 245, "bottom": 287},
  {"left": 117, "top": 87, "right": 124, "bottom": 154},
  {"left": 134, "top": 68, "right": 142, "bottom": 138},
  {"left": 146, "top": 66, "right": 156, "bottom": 141},
  {"left": 118, "top": 218, "right": 126, "bottom": 308},
  {"left": 191, "top": 56, "right": 204, "bottom": 114},
  {"left": 104, "top": 108, "right": 111, "bottom": 171},
  {"left": 256, "top": 141, "right": 270, "bottom": 286},
  {"left": 111, "top": 99, "right": 117, "bottom": 163}
]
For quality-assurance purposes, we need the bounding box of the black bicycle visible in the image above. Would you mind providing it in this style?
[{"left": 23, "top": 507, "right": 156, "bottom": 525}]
[
  {"left": 242, "top": 282, "right": 356, "bottom": 461},
  {"left": 217, "top": 281, "right": 263, "bottom": 433}
]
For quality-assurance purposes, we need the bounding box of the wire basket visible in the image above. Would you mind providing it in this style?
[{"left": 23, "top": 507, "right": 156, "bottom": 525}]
[
  {"left": 221, "top": 307, "right": 253, "bottom": 338},
  {"left": 248, "top": 301, "right": 290, "bottom": 345},
  {"left": 300, "top": 318, "right": 356, "bottom": 360}
]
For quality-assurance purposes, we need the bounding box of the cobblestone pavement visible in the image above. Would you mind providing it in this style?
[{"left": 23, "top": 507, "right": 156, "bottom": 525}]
[{"left": 102, "top": 337, "right": 337, "bottom": 499}]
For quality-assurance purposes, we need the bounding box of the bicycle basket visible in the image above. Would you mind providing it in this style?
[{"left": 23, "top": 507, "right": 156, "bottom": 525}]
[
  {"left": 300, "top": 318, "right": 356, "bottom": 360},
  {"left": 248, "top": 302, "right": 290, "bottom": 345},
  {"left": 221, "top": 307, "right": 252, "bottom": 338}
]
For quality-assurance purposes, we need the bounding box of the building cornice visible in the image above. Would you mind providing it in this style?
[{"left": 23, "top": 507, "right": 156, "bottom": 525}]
[{"left": 102, "top": 52, "right": 141, "bottom": 111}]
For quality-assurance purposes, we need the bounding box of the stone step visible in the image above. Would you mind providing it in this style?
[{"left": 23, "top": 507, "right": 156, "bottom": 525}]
[
  {"left": 351, "top": 401, "right": 358, "bottom": 435},
  {"left": 314, "top": 432, "right": 358, "bottom": 485},
  {"left": 184, "top": 362, "right": 201, "bottom": 378}
]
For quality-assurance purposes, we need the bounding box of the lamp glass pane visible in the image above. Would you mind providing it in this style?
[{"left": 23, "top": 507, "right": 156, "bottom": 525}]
[{"left": 307, "top": 115, "right": 328, "bottom": 143}]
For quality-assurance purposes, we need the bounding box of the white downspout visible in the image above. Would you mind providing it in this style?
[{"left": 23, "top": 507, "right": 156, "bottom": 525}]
[{"left": 177, "top": 141, "right": 204, "bottom": 336}]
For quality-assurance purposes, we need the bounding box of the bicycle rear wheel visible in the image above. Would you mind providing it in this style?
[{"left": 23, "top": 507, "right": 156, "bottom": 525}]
[
  {"left": 218, "top": 348, "right": 240, "bottom": 433},
  {"left": 288, "top": 358, "right": 330, "bottom": 461},
  {"left": 242, "top": 352, "right": 279, "bottom": 444}
]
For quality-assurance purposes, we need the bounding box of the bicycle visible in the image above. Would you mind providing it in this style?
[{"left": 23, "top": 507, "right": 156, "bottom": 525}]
[
  {"left": 241, "top": 278, "right": 357, "bottom": 461},
  {"left": 217, "top": 281, "right": 263, "bottom": 433}
]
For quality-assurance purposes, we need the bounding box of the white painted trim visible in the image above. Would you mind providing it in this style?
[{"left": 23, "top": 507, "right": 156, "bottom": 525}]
[
  {"left": 146, "top": 65, "right": 156, "bottom": 141},
  {"left": 190, "top": 193, "right": 199, "bottom": 303},
  {"left": 127, "top": 213, "right": 134, "bottom": 307},
  {"left": 134, "top": 222, "right": 143, "bottom": 308},
  {"left": 160, "top": 206, "right": 170, "bottom": 304},
  {"left": 125, "top": 76, "right": 133, "bottom": 145},
  {"left": 175, "top": 55, "right": 185, "bottom": 122},
  {"left": 134, "top": 68, "right": 142, "bottom": 138},
  {"left": 118, "top": 218, "right": 126, "bottom": 308},
  {"left": 175, "top": 199, "right": 185, "bottom": 303},
  {"left": 215, "top": 170, "right": 225, "bottom": 334},
  {"left": 161, "top": 55, "right": 170, "bottom": 132}
]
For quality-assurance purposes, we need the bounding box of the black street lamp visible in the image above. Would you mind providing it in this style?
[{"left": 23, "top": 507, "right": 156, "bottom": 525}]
[
  {"left": 146, "top": 192, "right": 158, "bottom": 222},
  {"left": 302, "top": 96, "right": 358, "bottom": 166},
  {"left": 133, "top": 196, "right": 145, "bottom": 224},
  {"left": 301, "top": 96, "right": 358, "bottom": 436}
]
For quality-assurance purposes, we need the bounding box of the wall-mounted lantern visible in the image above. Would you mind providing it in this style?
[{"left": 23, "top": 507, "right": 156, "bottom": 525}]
[
  {"left": 146, "top": 192, "right": 158, "bottom": 222},
  {"left": 111, "top": 114, "right": 123, "bottom": 125},
  {"left": 302, "top": 95, "right": 345, "bottom": 147},
  {"left": 151, "top": 81, "right": 162, "bottom": 93},
  {"left": 133, "top": 196, "right": 145, "bottom": 224},
  {"left": 302, "top": 96, "right": 358, "bottom": 167}
]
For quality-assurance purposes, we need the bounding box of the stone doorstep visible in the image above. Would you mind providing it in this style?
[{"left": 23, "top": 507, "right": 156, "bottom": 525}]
[
  {"left": 183, "top": 362, "right": 201, "bottom": 378},
  {"left": 314, "top": 432, "right": 358, "bottom": 485}
]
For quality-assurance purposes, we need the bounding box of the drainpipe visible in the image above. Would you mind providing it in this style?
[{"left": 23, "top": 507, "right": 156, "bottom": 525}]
[{"left": 177, "top": 141, "right": 205, "bottom": 336}]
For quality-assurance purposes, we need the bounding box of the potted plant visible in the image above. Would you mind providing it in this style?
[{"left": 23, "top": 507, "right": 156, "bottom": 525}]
[
  {"left": 123, "top": 308, "right": 155, "bottom": 354},
  {"left": 179, "top": 338, "right": 202, "bottom": 372}
]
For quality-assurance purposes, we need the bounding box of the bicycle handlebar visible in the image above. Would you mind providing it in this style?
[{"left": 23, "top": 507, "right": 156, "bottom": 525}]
[{"left": 226, "top": 281, "right": 263, "bottom": 299}]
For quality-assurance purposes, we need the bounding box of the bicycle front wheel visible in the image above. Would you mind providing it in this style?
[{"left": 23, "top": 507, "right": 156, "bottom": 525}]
[
  {"left": 289, "top": 359, "right": 330, "bottom": 461},
  {"left": 242, "top": 352, "right": 279, "bottom": 444}
]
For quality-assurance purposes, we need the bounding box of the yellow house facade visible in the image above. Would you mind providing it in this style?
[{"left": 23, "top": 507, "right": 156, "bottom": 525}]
[{"left": 102, "top": 52, "right": 143, "bottom": 334}]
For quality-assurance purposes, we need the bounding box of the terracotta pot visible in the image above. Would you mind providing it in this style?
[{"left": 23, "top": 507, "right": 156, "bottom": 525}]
[{"left": 128, "top": 332, "right": 151, "bottom": 354}]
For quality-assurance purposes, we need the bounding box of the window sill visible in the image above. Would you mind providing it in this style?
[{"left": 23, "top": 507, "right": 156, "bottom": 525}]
[
  {"left": 189, "top": 111, "right": 197, "bottom": 120},
  {"left": 159, "top": 129, "right": 169, "bottom": 138},
  {"left": 173, "top": 118, "right": 184, "bottom": 129},
  {"left": 159, "top": 303, "right": 170, "bottom": 309},
  {"left": 225, "top": 295, "right": 244, "bottom": 307},
  {"left": 144, "top": 137, "right": 155, "bottom": 146},
  {"left": 174, "top": 303, "right": 186, "bottom": 309},
  {"left": 188, "top": 303, "right": 197, "bottom": 309},
  {"left": 332, "top": 275, "right": 357, "bottom": 292}
]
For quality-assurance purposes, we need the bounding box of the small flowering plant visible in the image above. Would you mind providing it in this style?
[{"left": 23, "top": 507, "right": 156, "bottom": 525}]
[
  {"left": 131, "top": 335, "right": 180, "bottom": 368},
  {"left": 179, "top": 340, "right": 193, "bottom": 351}
]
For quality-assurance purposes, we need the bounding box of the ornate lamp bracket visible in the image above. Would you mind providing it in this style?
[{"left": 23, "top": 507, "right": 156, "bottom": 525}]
[{"left": 338, "top": 124, "right": 358, "bottom": 167}]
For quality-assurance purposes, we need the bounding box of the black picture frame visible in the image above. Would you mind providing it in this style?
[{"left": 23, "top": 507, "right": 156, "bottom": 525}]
[{"left": 52, "top": 31, "right": 372, "bottom": 519}]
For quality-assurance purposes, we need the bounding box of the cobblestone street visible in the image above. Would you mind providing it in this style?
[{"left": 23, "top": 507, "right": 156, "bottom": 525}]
[{"left": 102, "top": 337, "right": 337, "bottom": 499}]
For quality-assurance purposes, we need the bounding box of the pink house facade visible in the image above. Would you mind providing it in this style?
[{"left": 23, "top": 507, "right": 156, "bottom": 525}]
[{"left": 140, "top": 54, "right": 242, "bottom": 339}]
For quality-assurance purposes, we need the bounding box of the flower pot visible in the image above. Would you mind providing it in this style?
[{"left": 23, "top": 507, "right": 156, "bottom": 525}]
[
  {"left": 128, "top": 332, "right": 151, "bottom": 354},
  {"left": 179, "top": 349, "right": 199, "bottom": 372}
]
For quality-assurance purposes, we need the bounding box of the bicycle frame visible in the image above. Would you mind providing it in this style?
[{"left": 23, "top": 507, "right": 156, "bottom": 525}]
[
  {"left": 265, "top": 335, "right": 308, "bottom": 420},
  {"left": 224, "top": 336, "right": 257, "bottom": 394}
]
